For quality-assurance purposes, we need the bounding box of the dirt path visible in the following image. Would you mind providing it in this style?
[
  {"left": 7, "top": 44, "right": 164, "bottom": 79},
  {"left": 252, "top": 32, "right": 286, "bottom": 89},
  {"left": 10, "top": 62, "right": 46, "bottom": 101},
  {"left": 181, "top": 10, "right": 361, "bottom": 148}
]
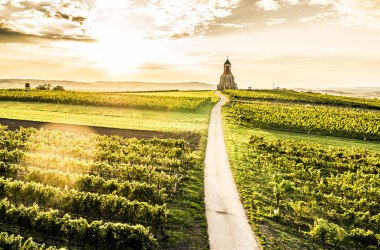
[{"left": 205, "top": 92, "right": 260, "bottom": 250}]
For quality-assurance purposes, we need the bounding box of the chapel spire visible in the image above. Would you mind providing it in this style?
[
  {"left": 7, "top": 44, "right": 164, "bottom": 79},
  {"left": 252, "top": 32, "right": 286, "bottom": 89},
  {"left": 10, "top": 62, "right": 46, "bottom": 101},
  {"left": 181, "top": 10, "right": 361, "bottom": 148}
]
[{"left": 224, "top": 57, "right": 232, "bottom": 74}]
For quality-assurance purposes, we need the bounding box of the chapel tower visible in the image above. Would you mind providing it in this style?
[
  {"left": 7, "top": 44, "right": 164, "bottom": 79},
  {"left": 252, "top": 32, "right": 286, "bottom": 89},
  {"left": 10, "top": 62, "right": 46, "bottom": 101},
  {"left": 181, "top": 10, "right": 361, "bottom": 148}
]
[{"left": 217, "top": 58, "right": 238, "bottom": 90}]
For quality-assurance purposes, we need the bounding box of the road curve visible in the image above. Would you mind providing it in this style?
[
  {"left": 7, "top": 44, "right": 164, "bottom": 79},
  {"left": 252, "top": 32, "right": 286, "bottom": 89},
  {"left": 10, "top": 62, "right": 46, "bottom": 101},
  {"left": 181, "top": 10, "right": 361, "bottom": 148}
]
[{"left": 204, "top": 92, "right": 260, "bottom": 250}]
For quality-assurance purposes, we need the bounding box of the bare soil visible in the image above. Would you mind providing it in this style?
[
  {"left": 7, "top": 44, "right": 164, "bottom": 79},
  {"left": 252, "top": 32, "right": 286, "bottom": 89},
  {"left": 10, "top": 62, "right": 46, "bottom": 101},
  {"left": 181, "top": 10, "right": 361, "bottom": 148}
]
[{"left": 0, "top": 118, "right": 200, "bottom": 148}]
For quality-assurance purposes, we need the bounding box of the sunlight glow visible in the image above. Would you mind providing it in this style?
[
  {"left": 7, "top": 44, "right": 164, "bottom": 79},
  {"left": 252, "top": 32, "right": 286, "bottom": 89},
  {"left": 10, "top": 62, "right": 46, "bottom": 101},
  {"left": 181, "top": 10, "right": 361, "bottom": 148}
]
[
  {"left": 95, "top": 34, "right": 144, "bottom": 74},
  {"left": 24, "top": 127, "right": 97, "bottom": 176}
]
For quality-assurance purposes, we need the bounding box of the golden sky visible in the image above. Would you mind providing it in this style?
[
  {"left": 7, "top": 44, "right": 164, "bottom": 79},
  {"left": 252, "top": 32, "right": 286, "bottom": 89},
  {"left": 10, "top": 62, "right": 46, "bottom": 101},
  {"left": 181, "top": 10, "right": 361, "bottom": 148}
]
[{"left": 0, "top": 0, "right": 379, "bottom": 88}]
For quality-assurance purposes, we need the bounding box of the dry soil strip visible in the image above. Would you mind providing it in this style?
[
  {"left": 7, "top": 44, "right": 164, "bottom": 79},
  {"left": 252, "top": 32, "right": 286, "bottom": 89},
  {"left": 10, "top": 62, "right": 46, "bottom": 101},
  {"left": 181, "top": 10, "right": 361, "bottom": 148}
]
[
  {"left": 0, "top": 117, "right": 200, "bottom": 148},
  {"left": 205, "top": 92, "right": 260, "bottom": 250}
]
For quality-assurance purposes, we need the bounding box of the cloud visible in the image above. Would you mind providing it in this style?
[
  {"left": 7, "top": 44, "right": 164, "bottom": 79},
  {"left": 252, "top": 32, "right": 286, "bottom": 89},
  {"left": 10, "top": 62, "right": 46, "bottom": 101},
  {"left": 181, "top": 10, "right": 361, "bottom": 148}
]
[
  {"left": 256, "top": 0, "right": 280, "bottom": 11},
  {"left": 299, "top": 12, "right": 333, "bottom": 23},
  {"left": 0, "top": 23, "right": 94, "bottom": 44},
  {"left": 0, "top": 24, "right": 36, "bottom": 43},
  {"left": 266, "top": 18, "right": 287, "bottom": 25},
  {"left": 256, "top": 0, "right": 300, "bottom": 11},
  {"left": 254, "top": 0, "right": 380, "bottom": 31},
  {"left": 306, "top": 0, "right": 380, "bottom": 30},
  {"left": 170, "top": 33, "right": 191, "bottom": 40},
  {"left": 284, "top": 0, "right": 299, "bottom": 4},
  {"left": 218, "top": 22, "right": 250, "bottom": 28},
  {"left": 0, "top": 0, "right": 91, "bottom": 40},
  {"left": 140, "top": 0, "right": 242, "bottom": 39},
  {"left": 139, "top": 63, "right": 174, "bottom": 70}
]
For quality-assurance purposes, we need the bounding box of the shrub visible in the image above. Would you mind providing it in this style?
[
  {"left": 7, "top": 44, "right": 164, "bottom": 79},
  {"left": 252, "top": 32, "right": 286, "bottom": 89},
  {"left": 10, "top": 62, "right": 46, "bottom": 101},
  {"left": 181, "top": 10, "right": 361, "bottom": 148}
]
[{"left": 309, "top": 218, "right": 347, "bottom": 246}]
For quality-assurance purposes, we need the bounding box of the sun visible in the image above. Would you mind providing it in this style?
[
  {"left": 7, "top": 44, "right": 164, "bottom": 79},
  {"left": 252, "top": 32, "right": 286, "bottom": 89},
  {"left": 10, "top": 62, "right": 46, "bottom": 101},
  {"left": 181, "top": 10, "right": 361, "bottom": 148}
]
[
  {"left": 60, "top": 17, "right": 180, "bottom": 77},
  {"left": 95, "top": 36, "right": 142, "bottom": 74},
  {"left": 64, "top": 27, "right": 152, "bottom": 75}
]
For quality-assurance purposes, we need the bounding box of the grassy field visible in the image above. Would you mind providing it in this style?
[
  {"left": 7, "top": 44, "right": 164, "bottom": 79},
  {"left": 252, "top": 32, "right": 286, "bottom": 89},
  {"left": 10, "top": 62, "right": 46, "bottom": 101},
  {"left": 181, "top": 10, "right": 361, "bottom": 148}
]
[
  {"left": 0, "top": 101, "right": 214, "bottom": 133},
  {"left": 0, "top": 90, "right": 218, "bottom": 133}
]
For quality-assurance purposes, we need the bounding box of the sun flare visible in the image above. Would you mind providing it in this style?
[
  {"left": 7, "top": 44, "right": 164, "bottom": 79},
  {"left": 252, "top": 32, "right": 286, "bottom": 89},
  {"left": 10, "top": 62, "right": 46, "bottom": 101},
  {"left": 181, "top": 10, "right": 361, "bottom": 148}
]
[{"left": 96, "top": 36, "right": 143, "bottom": 74}]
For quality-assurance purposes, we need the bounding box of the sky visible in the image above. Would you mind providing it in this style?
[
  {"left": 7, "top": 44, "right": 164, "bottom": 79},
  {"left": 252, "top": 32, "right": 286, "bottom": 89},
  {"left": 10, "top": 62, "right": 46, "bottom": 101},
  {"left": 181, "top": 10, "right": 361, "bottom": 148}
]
[{"left": 0, "top": 0, "right": 379, "bottom": 89}]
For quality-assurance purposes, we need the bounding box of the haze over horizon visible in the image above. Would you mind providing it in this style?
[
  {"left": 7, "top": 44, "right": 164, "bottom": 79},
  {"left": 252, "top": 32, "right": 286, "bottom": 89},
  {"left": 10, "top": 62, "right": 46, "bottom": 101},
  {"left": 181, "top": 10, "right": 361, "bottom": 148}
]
[{"left": 1, "top": 0, "right": 379, "bottom": 89}]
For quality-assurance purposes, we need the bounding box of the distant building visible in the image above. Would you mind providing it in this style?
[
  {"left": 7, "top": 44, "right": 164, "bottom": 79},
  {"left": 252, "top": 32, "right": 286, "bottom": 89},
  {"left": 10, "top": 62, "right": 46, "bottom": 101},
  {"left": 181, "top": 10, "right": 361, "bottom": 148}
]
[
  {"left": 217, "top": 58, "right": 238, "bottom": 91},
  {"left": 25, "top": 83, "right": 30, "bottom": 89}
]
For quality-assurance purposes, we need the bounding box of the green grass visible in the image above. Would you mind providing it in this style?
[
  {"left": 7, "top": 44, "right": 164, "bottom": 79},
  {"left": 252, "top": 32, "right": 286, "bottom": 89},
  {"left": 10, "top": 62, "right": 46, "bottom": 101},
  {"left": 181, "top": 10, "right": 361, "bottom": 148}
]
[
  {"left": 0, "top": 101, "right": 214, "bottom": 133},
  {"left": 162, "top": 136, "right": 209, "bottom": 250}
]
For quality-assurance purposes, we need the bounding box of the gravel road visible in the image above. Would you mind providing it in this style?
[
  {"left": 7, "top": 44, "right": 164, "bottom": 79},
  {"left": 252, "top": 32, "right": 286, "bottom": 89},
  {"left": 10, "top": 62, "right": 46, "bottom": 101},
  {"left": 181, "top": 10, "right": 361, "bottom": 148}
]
[{"left": 204, "top": 92, "right": 260, "bottom": 250}]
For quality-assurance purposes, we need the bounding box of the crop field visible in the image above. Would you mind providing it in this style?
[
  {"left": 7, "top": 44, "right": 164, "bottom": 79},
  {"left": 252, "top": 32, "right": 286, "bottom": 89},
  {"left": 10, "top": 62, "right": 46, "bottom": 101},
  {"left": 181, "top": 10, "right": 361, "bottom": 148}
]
[
  {"left": 223, "top": 90, "right": 380, "bottom": 249},
  {"left": 229, "top": 101, "right": 380, "bottom": 140},
  {"left": 0, "top": 90, "right": 215, "bottom": 249},
  {"left": 3, "top": 87, "right": 379, "bottom": 249},
  {"left": 0, "top": 90, "right": 212, "bottom": 111},
  {"left": 128, "top": 90, "right": 219, "bottom": 101},
  {"left": 224, "top": 89, "right": 380, "bottom": 110},
  {"left": 0, "top": 126, "right": 207, "bottom": 249}
]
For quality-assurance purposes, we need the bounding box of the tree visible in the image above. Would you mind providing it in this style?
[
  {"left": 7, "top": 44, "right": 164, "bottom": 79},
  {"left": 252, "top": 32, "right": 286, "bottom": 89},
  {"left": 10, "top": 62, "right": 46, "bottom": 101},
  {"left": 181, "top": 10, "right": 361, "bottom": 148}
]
[
  {"left": 52, "top": 86, "right": 64, "bottom": 91},
  {"left": 36, "top": 84, "right": 51, "bottom": 90}
]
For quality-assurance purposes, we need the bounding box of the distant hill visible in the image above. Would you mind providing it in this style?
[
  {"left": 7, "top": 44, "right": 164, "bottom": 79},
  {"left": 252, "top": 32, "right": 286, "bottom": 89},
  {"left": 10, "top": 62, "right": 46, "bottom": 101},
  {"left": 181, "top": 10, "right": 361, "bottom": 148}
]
[
  {"left": 294, "top": 87, "right": 380, "bottom": 99},
  {"left": 0, "top": 79, "right": 216, "bottom": 92}
]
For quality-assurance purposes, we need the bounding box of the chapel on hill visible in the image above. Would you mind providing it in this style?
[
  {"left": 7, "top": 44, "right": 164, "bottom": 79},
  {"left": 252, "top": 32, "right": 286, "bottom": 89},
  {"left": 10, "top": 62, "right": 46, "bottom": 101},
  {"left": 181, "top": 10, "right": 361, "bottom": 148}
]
[{"left": 217, "top": 58, "right": 238, "bottom": 90}]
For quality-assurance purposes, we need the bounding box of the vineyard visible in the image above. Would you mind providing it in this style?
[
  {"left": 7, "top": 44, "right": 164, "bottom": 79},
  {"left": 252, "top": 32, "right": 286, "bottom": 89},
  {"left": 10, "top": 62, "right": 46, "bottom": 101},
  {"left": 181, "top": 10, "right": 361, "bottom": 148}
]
[
  {"left": 222, "top": 90, "right": 380, "bottom": 249},
  {"left": 228, "top": 135, "right": 380, "bottom": 249},
  {"left": 224, "top": 89, "right": 380, "bottom": 110},
  {"left": 0, "top": 90, "right": 212, "bottom": 111},
  {"left": 229, "top": 102, "right": 380, "bottom": 140},
  {"left": 0, "top": 125, "right": 206, "bottom": 249}
]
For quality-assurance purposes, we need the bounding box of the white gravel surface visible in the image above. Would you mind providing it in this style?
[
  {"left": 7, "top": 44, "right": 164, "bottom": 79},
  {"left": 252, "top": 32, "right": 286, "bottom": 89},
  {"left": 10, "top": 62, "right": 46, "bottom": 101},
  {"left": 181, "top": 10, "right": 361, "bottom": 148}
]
[{"left": 204, "top": 92, "right": 260, "bottom": 250}]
